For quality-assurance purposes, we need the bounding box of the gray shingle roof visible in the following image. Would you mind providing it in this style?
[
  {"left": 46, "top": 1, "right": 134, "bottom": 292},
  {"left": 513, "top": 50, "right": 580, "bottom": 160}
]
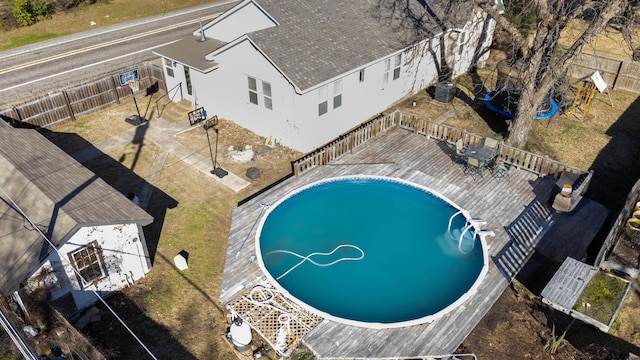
[
  {"left": 0, "top": 128, "right": 153, "bottom": 293},
  {"left": 153, "top": 36, "right": 224, "bottom": 73},
  {"left": 248, "top": 0, "right": 470, "bottom": 91}
]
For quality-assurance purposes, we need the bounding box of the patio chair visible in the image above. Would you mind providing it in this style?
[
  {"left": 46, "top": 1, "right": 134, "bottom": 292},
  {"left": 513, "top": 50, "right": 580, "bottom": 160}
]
[
  {"left": 464, "top": 156, "right": 483, "bottom": 180},
  {"left": 493, "top": 154, "right": 518, "bottom": 181},
  {"left": 483, "top": 136, "right": 499, "bottom": 151},
  {"left": 452, "top": 138, "right": 466, "bottom": 164}
]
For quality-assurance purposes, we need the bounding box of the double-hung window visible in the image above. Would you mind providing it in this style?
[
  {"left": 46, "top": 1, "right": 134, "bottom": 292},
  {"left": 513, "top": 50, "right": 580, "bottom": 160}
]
[
  {"left": 333, "top": 80, "right": 342, "bottom": 109},
  {"left": 383, "top": 54, "right": 402, "bottom": 84},
  {"left": 165, "top": 58, "right": 174, "bottom": 78},
  {"left": 318, "top": 86, "right": 328, "bottom": 116},
  {"left": 248, "top": 76, "right": 273, "bottom": 110},
  {"left": 263, "top": 82, "right": 272, "bottom": 110}
]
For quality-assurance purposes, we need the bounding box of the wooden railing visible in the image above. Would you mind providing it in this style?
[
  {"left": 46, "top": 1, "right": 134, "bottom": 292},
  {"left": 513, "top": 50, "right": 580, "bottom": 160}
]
[
  {"left": 155, "top": 82, "right": 183, "bottom": 117},
  {"left": 292, "top": 113, "right": 396, "bottom": 176},
  {"left": 292, "top": 110, "right": 589, "bottom": 179}
]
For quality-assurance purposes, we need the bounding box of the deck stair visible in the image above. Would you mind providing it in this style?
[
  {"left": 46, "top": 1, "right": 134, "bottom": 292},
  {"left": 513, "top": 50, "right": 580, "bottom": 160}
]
[{"left": 495, "top": 200, "right": 555, "bottom": 279}]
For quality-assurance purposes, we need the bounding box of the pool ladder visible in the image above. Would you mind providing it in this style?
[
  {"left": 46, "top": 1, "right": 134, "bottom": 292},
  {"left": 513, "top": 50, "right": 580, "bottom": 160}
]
[{"left": 447, "top": 210, "right": 494, "bottom": 253}]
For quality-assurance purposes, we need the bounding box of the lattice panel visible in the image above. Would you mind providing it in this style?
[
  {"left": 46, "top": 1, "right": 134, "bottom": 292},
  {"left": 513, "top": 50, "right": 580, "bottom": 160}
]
[{"left": 226, "top": 284, "right": 324, "bottom": 356}]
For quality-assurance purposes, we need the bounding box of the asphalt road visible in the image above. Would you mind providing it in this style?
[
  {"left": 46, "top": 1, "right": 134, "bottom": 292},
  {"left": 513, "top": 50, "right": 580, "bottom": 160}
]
[{"left": 0, "top": 0, "right": 239, "bottom": 105}]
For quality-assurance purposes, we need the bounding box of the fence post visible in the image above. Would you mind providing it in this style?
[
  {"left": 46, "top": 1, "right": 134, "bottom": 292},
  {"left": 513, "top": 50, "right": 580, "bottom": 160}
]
[
  {"left": 111, "top": 76, "right": 121, "bottom": 104},
  {"left": 62, "top": 90, "right": 76, "bottom": 121},
  {"left": 611, "top": 60, "right": 624, "bottom": 90}
]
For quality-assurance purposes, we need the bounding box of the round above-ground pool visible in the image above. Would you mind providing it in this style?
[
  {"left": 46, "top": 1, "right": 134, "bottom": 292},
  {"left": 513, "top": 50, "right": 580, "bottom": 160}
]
[{"left": 255, "top": 176, "right": 489, "bottom": 329}]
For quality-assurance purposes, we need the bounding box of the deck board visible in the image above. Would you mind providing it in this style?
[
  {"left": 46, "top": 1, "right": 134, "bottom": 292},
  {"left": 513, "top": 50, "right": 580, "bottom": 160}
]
[{"left": 220, "top": 127, "right": 562, "bottom": 358}]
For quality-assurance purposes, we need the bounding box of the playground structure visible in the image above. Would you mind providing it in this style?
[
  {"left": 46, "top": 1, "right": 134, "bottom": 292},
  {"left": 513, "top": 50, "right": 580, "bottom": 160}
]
[{"left": 563, "top": 71, "right": 613, "bottom": 121}]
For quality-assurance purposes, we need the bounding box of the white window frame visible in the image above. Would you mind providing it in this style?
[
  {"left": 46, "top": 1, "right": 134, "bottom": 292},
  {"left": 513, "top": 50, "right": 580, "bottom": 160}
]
[
  {"left": 248, "top": 76, "right": 258, "bottom": 105},
  {"left": 70, "top": 241, "right": 106, "bottom": 287},
  {"left": 248, "top": 76, "right": 273, "bottom": 110},
  {"left": 333, "top": 80, "right": 342, "bottom": 109},
  {"left": 318, "top": 85, "right": 328, "bottom": 116},
  {"left": 263, "top": 81, "right": 273, "bottom": 110},
  {"left": 392, "top": 54, "right": 402, "bottom": 80},
  {"left": 384, "top": 54, "right": 402, "bottom": 83},
  {"left": 458, "top": 31, "right": 466, "bottom": 55}
]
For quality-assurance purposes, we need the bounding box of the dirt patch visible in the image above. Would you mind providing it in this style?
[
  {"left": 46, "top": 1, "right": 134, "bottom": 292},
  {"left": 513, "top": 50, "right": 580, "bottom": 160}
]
[{"left": 460, "top": 281, "right": 633, "bottom": 360}]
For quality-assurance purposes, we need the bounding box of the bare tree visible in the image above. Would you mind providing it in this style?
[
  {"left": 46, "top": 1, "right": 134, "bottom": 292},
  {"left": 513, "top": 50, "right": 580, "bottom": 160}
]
[{"left": 475, "top": 0, "right": 637, "bottom": 148}]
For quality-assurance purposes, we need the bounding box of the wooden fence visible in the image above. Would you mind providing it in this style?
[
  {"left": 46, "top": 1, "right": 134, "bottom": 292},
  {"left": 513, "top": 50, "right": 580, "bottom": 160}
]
[
  {"left": 292, "top": 110, "right": 589, "bottom": 179},
  {"left": 595, "top": 177, "right": 640, "bottom": 266},
  {"left": 568, "top": 52, "right": 640, "bottom": 94},
  {"left": 0, "top": 62, "right": 166, "bottom": 128}
]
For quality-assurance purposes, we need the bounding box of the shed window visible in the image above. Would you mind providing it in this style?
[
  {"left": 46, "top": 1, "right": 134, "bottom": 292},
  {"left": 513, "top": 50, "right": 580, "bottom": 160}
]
[{"left": 70, "top": 241, "right": 106, "bottom": 286}]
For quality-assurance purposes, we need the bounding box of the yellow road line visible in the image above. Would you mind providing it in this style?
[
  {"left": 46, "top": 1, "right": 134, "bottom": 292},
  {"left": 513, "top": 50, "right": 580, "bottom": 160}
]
[{"left": 0, "top": 13, "right": 220, "bottom": 75}]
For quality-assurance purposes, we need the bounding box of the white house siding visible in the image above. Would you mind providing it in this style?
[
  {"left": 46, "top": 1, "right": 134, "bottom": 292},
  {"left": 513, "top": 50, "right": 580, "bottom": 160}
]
[
  {"left": 452, "top": 10, "right": 495, "bottom": 77},
  {"left": 30, "top": 223, "right": 150, "bottom": 311},
  {"left": 199, "top": 1, "right": 276, "bottom": 42},
  {"left": 163, "top": 61, "right": 188, "bottom": 103},
  {"left": 190, "top": 40, "right": 297, "bottom": 146},
  {"left": 162, "top": 7, "right": 495, "bottom": 153}
]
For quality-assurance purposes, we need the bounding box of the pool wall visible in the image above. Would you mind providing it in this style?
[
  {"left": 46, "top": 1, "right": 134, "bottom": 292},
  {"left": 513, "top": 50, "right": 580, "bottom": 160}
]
[{"left": 254, "top": 175, "right": 490, "bottom": 329}]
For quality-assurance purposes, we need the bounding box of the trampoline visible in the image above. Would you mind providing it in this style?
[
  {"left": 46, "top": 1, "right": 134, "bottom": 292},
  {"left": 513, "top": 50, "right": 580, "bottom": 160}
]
[{"left": 484, "top": 88, "right": 559, "bottom": 120}]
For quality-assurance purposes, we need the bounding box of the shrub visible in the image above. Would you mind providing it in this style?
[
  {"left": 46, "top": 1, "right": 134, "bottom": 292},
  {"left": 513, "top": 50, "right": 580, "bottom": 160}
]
[
  {"left": 32, "top": 0, "right": 50, "bottom": 21},
  {"left": 12, "top": 0, "right": 35, "bottom": 26}
]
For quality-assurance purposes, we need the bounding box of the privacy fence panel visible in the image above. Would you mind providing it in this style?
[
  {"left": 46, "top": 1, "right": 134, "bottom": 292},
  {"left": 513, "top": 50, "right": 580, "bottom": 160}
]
[
  {"left": 568, "top": 53, "right": 640, "bottom": 93},
  {"left": 0, "top": 62, "right": 166, "bottom": 128}
]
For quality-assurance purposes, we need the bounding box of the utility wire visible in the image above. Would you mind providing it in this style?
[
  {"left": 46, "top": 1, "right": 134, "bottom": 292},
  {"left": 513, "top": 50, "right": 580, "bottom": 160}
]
[
  {"left": 0, "top": 306, "right": 38, "bottom": 360},
  {"left": 0, "top": 186, "right": 158, "bottom": 360}
]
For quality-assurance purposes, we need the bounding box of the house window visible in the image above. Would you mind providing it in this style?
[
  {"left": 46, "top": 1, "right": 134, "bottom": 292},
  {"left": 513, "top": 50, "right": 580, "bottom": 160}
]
[
  {"left": 458, "top": 31, "right": 466, "bottom": 55},
  {"left": 248, "top": 76, "right": 258, "bottom": 105},
  {"left": 359, "top": 69, "right": 365, "bottom": 83},
  {"left": 318, "top": 85, "right": 328, "bottom": 116},
  {"left": 333, "top": 80, "right": 342, "bottom": 109},
  {"left": 166, "top": 68, "right": 174, "bottom": 78},
  {"left": 383, "top": 54, "right": 401, "bottom": 84},
  {"left": 70, "top": 241, "right": 106, "bottom": 286},
  {"left": 263, "top": 81, "right": 272, "bottom": 110},
  {"left": 184, "top": 67, "right": 193, "bottom": 96},
  {"left": 248, "top": 76, "right": 273, "bottom": 110},
  {"left": 392, "top": 54, "right": 401, "bottom": 80}
]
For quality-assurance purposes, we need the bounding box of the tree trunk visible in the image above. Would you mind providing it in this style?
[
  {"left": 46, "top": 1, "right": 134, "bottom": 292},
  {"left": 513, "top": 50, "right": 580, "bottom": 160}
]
[{"left": 506, "top": 90, "right": 539, "bottom": 148}]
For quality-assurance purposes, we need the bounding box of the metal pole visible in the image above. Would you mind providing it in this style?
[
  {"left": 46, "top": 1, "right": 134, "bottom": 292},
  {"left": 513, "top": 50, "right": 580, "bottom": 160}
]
[
  {"left": 211, "top": 126, "right": 227, "bottom": 178},
  {"left": 203, "top": 124, "right": 216, "bottom": 173},
  {"left": 214, "top": 128, "right": 219, "bottom": 170}
]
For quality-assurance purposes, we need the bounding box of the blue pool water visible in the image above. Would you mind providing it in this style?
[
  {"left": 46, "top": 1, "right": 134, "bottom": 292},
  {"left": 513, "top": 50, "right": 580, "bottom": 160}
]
[{"left": 256, "top": 176, "right": 487, "bottom": 328}]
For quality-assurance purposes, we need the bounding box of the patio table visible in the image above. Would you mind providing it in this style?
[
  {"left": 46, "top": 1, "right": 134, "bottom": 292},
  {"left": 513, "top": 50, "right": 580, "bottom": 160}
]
[{"left": 465, "top": 143, "right": 497, "bottom": 166}]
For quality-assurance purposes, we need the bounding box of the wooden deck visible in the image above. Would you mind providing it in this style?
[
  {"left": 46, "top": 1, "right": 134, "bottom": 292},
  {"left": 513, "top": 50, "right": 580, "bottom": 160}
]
[{"left": 220, "top": 127, "right": 560, "bottom": 358}]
